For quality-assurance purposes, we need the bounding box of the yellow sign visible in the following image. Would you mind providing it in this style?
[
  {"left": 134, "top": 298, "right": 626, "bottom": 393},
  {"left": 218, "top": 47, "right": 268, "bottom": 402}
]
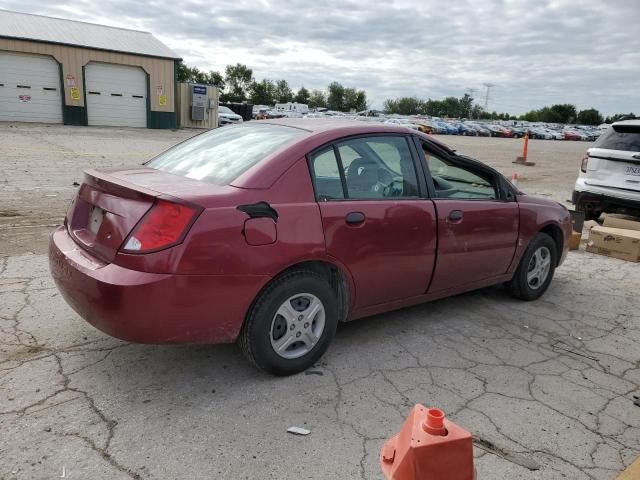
[
  {"left": 70, "top": 87, "right": 81, "bottom": 101},
  {"left": 159, "top": 95, "right": 167, "bottom": 106}
]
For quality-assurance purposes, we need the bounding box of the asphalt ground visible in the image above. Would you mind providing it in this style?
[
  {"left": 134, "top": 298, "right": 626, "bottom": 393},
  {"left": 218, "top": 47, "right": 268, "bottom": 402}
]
[{"left": 1, "top": 123, "right": 638, "bottom": 480}]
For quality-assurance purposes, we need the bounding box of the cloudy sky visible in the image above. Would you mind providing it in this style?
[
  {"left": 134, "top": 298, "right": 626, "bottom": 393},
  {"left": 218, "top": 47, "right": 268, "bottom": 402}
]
[{"left": 2, "top": 0, "right": 639, "bottom": 114}]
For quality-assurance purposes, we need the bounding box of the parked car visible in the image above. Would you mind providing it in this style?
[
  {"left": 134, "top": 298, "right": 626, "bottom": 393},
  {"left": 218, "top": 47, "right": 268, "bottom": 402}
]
[
  {"left": 218, "top": 106, "right": 244, "bottom": 125},
  {"left": 573, "top": 119, "right": 640, "bottom": 219},
  {"left": 486, "top": 124, "right": 512, "bottom": 137},
  {"left": 453, "top": 122, "right": 478, "bottom": 136},
  {"left": 563, "top": 129, "right": 583, "bottom": 141},
  {"left": 507, "top": 126, "right": 526, "bottom": 138},
  {"left": 465, "top": 123, "right": 491, "bottom": 137},
  {"left": 414, "top": 122, "right": 434, "bottom": 134},
  {"left": 50, "top": 120, "right": 571, "bottom": 375}
]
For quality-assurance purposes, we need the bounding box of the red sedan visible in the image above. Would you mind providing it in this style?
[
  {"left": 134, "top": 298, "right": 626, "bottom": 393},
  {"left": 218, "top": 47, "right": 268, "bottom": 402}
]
[{"left": 50, "top": 120, "right": 572, "bottom": 375}]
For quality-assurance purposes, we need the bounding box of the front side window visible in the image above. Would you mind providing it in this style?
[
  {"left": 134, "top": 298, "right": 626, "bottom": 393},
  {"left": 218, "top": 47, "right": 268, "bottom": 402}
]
[
  {"left": 422, "top": 146, "right": 497, "bottom": 200},
  {"left": 147, "top": 124, "right": 304, "bottom": 184},
  {"left": 337, "top": 136, "right": 419, "bottom": 199}
]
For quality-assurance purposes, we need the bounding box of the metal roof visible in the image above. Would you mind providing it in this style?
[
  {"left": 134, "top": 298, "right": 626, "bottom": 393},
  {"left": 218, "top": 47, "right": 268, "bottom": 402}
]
[{"left": 0, "top": 9, "right": 179, "bottom": 59}]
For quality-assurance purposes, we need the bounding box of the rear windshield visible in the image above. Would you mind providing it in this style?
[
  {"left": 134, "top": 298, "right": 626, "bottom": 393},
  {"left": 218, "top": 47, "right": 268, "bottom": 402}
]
[
  {"left": 147, "top": 124, "right": 304, "bottom": 184},
  {"left": 595, "top": 125, "right": 640, "bottom": 151}
]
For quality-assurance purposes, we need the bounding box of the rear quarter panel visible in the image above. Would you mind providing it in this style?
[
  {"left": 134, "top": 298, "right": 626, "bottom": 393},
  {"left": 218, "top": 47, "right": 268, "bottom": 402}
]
[{"left": 511, "top": 195, "right": 572, "bottom": 272}]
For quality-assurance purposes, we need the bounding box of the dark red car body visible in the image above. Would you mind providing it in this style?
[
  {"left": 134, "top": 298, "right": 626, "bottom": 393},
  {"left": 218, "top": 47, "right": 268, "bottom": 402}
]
[{"left": 50, "top": 120, "right": 571, "bottom": 344}]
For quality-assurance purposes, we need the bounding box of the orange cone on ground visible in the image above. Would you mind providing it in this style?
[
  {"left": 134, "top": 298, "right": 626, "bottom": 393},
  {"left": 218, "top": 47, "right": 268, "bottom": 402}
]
[
  {"left": 513, "top": 133, "right": 535, "bottom": 166},
  {"left": 380, "top": 405, "right": 475, "bottom": 480}
]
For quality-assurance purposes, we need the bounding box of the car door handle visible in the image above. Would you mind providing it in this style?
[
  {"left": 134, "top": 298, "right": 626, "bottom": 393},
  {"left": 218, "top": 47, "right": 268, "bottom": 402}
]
[
  {"left": 448, "top": 210, "right": 463, "bottom": 222},
  {"left": 345, "top": 211, "right": 365, "bottom": 225},
  {"left": 633, "top": 153, "right": 640, "bottom": 160}
]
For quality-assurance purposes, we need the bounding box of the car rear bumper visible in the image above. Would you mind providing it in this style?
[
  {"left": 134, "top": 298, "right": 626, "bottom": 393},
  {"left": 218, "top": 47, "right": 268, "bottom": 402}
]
[
  {"left": 49, "top": 227, "right": 269, "bottom": 344},
  {"left": 573, "top": 177, "right": 640, "bottom": 214}
]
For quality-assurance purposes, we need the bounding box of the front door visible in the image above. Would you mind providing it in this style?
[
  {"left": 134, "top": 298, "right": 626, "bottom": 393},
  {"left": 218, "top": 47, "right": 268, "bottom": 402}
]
[
  {"left": 309, "top": 135, "right": 437, "bottom": 309},
  {"left": 416, "top": 141, "right": 519, "bottom": 292}
]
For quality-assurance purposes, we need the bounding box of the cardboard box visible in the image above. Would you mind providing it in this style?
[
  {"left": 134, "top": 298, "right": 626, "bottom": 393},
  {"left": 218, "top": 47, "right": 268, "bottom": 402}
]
[
  {"left": 602, "top": 214, "right": 640, "bottom": 232},
  {"left": 569, "top": 230, "right": 582, "bottom": 250},
  {"left": 586, "top": 226, "right": 640, "bottom": 262}
]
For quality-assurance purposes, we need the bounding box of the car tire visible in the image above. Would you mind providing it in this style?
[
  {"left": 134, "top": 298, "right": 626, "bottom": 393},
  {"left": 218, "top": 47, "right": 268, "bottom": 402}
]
[
  {"left": 508, "top": 233, "right": 557, "bottom": 301},
  {"left": 238, "top": 270, "right": 339, "bottom": 376}
]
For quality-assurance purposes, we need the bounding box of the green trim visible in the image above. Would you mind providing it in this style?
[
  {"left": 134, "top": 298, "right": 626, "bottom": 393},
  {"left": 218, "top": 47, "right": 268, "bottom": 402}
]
[
  {"left": 174, "top": 59, "right": 180, "bottom": 127},
  {"left": 63, "top": 106, "right": 87, "bottom": 125},
  {"left": 148, "top": 111, "right": 177, "bottom": 129}
]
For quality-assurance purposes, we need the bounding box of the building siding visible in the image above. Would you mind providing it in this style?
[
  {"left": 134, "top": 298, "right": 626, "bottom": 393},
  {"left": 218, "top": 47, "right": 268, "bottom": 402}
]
[{"left": 0, "top": 38, "right": 175, "bottom": 113}]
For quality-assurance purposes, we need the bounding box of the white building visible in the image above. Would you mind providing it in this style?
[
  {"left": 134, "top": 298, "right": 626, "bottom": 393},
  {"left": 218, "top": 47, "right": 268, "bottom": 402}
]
[{"left": 274, "top": 102, "right": 309, "bottom": 114}]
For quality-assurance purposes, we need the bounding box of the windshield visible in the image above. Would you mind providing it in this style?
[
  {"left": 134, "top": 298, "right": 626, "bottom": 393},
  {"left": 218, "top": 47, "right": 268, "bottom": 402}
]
[
  {"left": 146, "top": 124, "right": 304, "bottom": 184},
  {"left": 218, "top": 106, "right": 233, "bottom": 114}
]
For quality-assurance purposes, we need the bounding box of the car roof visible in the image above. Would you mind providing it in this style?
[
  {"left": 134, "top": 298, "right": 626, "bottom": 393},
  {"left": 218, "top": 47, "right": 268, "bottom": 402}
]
[{"left": 257, "top": 118, "right": 410, "bottom": 133}]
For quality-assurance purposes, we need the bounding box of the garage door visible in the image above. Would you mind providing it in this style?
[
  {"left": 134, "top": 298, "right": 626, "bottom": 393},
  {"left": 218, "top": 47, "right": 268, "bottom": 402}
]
[
  {"left": 0, "top": 52, "right": 62, "bottom": 123},
  {"left": 85, "top": 63, "right": 147, "bottom": 128}
]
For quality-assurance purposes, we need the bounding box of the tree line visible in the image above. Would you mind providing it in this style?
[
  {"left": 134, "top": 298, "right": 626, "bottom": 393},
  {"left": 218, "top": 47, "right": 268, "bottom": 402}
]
[
  {"left": 177, "top": 61, "right": 367, "bottom": 111},
  {"left": 178, "top": 61, "right": 630, "bottom": 124},
  {"left": 383, "top": 95, "right": 630, "bottom": 125}
]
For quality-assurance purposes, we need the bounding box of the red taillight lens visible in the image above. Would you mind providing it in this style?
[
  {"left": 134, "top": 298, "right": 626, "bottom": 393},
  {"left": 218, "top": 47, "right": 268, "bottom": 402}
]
[
  {"left": 580, "top": 154, "right": 589, "bottom": 173},
  {"left": 121, "top": 199, "right": 199, "bottom": 253}
]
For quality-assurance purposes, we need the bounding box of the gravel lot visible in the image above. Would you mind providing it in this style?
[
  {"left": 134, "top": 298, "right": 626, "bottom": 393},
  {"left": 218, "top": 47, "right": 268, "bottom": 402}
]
[{"left": 1, "top": 123, "right": 639, "bottom": 480}]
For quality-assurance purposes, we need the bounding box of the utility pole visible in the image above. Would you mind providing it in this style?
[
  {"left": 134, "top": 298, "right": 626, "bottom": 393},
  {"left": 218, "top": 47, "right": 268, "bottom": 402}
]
[{"left": 483, "top": 83, "right": 495, "bottom": 111}]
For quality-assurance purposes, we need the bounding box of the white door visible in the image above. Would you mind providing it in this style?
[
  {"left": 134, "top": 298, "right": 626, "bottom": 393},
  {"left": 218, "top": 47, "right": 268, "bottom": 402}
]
[
  {"left": 0, "top": 52, "right": 62, "bottom": 123},
  {"left": 85, "top": 63, "right": 147, "bottom": 128}
]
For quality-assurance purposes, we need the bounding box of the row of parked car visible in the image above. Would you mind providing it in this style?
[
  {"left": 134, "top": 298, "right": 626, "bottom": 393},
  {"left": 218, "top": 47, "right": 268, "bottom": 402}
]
[
  {"left": 236, "top": 105, "right": 605, "bottom": 141},
  {"left": 383, "top": 118, "right": 604, "bottom": 141}
]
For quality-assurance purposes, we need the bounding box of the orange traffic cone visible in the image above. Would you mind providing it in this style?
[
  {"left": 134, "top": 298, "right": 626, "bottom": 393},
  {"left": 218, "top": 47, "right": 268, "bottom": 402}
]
[
  {"left": 380, "top": 405, "right": 475, "bottom": 480},
  {"left": 513, "top": 134, "right": 535, "bottom": 166}
]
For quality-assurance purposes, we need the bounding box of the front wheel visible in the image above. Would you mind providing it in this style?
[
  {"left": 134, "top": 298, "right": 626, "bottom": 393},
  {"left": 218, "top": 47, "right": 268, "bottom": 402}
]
[
  {"left": 239, "top": 270, "right": 339, "bottom": 375},
  {"left": 508, "top": 233, "right": 557, "bottom": 301}
]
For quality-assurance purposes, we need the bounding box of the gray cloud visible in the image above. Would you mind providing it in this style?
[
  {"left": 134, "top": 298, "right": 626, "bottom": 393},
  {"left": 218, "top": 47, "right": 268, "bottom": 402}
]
[{"left": 1, "top": 0, "right": 638, "bottom": 114}]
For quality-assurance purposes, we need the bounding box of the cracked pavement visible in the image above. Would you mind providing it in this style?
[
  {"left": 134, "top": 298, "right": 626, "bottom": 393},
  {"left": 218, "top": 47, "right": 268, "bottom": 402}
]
[
  {"left": 1, "top": 124, "right": 639, "bottom": 479},
  {"left": 1, "top": 250, "right": 639, "bottom": 479}
]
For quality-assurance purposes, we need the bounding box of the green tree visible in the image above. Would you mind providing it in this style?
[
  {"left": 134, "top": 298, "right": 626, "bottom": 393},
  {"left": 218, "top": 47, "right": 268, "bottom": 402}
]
[
  {"left": 458, "top": 93, "right": 474, "bottom": 118},
  {"left": 248, "top": 79, "right": 276, "bottom": 105},
  {"left": 274, "top": 80, "right": 294, "bottom": 103},
  {"left": 176, "top": 61, "right": 224, "bottom": 89},
  {"left": 327, "top": 82, "right": 345, "bottom": 111},
  {"left": 342, "top": 88, "right": 368, "bottom": 112},
  {"left": 308, "top": 90, "right": 327, "bottom": 109},
  {"left": 223, "top": 63, "right": 253, "bottom": 102},
  {"left": 604, "top": 113, "right": 634, "bottom": 123},
  {"left": 294, "top": 86, "right": 311, "bottom": 104},
  {"left": 577, "top": 108, "right": 604, "bottom": 126},
  {"left": 384, "top": 96, "right": 423, "bottom": 115}
]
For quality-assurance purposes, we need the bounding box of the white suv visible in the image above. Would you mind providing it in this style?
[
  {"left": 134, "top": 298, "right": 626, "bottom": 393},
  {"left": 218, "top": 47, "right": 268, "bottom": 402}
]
[{"left": 572, "top": 119, "right": 640, "bottom": 220}]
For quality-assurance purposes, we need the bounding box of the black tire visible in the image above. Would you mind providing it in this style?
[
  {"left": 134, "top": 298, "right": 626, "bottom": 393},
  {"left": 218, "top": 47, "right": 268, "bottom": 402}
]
[
  {"left": 238, "top": 270, "right": 339, "bottom": 376},
  {"left": 508, "top": 233, "right": 557, "bottom": 301}
]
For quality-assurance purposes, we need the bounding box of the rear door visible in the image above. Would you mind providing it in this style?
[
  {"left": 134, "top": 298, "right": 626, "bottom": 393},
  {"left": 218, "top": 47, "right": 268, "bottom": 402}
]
[
  {"left": 309, "top": 135, "right": 437, "bottom": 309},
  {"left": 415, "top": 140, "right": 519, "bottom": 293},
  {"left": 585, "top": 123, "right": 640, "bottom": 192}
]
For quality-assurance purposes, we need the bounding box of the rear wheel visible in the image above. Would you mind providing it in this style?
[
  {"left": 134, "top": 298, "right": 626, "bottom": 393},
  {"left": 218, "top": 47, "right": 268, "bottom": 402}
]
[
  {"left": 508, "top": 233, "right": 557, "bottom": 301},
  {"left": 239, "top": 270, "right": 338, "bottom": 375}
]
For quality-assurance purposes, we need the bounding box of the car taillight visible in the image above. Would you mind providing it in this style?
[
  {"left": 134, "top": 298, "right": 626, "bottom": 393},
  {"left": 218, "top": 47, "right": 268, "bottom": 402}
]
[
  {"left": 121, "top": 199, "right": 200, "bottom": 253},
  {"left": 580, "top": 153, "right": 589, "bottom": 173}
]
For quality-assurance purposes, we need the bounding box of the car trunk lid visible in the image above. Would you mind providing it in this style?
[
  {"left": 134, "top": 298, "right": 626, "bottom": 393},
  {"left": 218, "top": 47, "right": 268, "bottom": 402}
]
[
  {"left": 585, "top": 148, "right": 640, "bottom": 192},
  {"left": 66, "top": 167, "right": 223, "bottom": 263}
]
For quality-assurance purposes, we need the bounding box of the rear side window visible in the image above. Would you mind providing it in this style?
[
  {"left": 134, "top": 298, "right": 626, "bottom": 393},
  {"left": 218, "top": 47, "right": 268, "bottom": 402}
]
[
  {"left": 310, "top": 148, "right": 345, "bottom": 200},
  {"left": 147, "top": 124, "right": 304, "bottom": 184},
  {"left": 595, "top": 125, "right": 640, "bottom": 151}
]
